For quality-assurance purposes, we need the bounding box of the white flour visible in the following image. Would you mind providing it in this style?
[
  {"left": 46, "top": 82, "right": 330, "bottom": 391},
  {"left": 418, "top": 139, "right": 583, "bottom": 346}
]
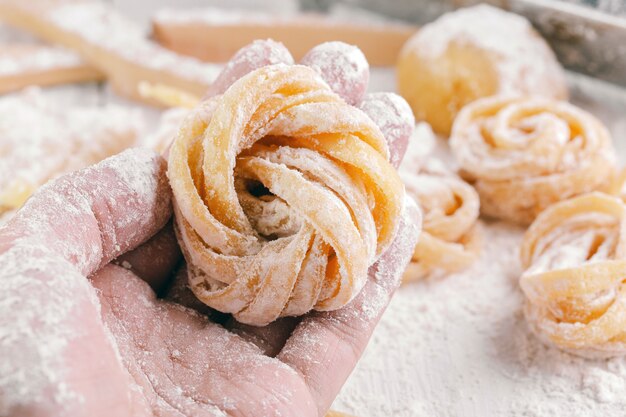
[
  {"left": 1, "top": 2, "right": 626, "bottom": 415},
  {"left": 43, "top": 1, "right": 222, "bottom": 84},
  {"left": 0, "top": 43, "right": 85, "bottom": 76},
  {"left": 332, "top": 71, "right": 626, "bottom": 417},
  {"left": 0, "top": 89, "right": 144, "bottom": 223},
  {"left": 333, "top": 218, "right": 626, "bottom": 416}
]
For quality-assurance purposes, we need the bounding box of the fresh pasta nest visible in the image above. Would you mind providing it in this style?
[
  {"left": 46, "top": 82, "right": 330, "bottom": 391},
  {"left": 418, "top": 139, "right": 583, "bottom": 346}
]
[
  {"left": 521, "top": 193, "right": 626, "bottom": 358},
  {"left": 450, "top": 95, "right": 617, "bottom": 225},
  {"left": 168, "top": 64, "right": 404, "bottom": 326},
  {"left": 402, "top": 166, "right": 481, "bottom": 280}
]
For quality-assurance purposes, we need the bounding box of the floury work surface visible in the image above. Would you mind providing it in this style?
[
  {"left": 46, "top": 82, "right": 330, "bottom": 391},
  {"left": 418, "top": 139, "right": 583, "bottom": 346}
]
[
  {"left": 2, "top": 52, "right": 626, "bottom": 417},
  {"left": 2, "top": 1, "right": 626, "bottom": 414},
  {"left": 332, "top": 70, "right": 626, "bottom": 417}
]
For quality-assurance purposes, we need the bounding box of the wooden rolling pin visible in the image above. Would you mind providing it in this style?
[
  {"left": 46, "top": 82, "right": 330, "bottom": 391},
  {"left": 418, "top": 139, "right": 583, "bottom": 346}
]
[
  {"left": 0, "top": 0, "right": 221, "bottom": 103},
  {"left": 0, "top": 42, "right": 103, "bottom": 94},
  {"left": 151, "top": 7, "right": 416, "bottom": 66}
]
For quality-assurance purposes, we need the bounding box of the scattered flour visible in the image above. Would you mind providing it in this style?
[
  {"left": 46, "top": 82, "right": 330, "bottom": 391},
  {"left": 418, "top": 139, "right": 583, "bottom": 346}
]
[
  {"left": 332, "top": 71, "right": 626, "bottom": 417},
  {"left": 1, "top": 3, "right": 626, "bottom": 416},
  {"left": 0, "top": 42, "right": 87, "bottom": 76},
  {"left": 153, "top": 5, "right": 412, "bottom": 29},
  {"left": 13, "top": 1, "right": 222, "bottom": 85},
  {"left": 0, "top": 89, "right": 144, "bottom": 223},
  {"left": 333, "top": 215, "right": 626, "bottom": 416}
]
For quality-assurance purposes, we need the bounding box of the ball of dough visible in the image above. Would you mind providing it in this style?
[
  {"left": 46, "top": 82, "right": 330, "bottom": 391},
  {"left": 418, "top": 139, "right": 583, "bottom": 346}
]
[{"left": 397, "top": 4, "right": 568, "bottom": 135}]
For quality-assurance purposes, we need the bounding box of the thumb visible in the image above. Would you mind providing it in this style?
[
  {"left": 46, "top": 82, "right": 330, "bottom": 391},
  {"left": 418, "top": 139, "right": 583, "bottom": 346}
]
[
  {"left": 0, "top": 149, "right": 171, "bottom": 416},
  {"left": 1, "top": 148, "right": 172, "bottom": 276}
]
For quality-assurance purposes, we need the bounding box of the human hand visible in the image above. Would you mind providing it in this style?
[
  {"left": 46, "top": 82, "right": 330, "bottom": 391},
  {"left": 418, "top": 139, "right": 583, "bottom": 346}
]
[{"left": 0, "top": 41, "right": 421, "bottom": 417}]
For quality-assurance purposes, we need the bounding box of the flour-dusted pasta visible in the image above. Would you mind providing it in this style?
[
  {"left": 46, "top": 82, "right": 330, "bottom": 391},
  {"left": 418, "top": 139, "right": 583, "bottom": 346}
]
[
  {"left": 168, "top": 65, "right": 405, "bottom": 326},
  {"left": 450, "top": 95, "right": 617, "bottom": 225},
  {"left": 520, "top": 193, "right": 626, "bottom": 358},
  {"left": 402, "top": 165, "right": 481, "bottom": 281}
]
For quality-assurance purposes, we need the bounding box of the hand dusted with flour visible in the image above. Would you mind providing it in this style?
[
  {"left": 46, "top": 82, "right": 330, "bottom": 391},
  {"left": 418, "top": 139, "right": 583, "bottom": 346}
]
[
  {"left": 0, "top": 20, "right": 414, "bottom": 417},
  {"left": 168, "top": 64, "right": 405, "bottom": 326}
]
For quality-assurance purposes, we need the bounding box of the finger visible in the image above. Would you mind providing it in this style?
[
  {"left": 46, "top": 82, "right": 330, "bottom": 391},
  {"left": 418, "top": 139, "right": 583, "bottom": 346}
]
[
  {"left": 277, "top": 196, "right": 421, "bottom": 415},
  {"left": 113, "top": 221, "right": 182, "bottom": 294},
  {"left": 0, "top": 148, "right": 172, "bottom": 277},
  {"left": 299, "top": 41, "right": 369, "bottom": 106},
  {"left": 204, "top": 39, "right": 294, "bottom": 98},
  {"left": 359, "top": 92, "right": 415, "bottom": 169}
]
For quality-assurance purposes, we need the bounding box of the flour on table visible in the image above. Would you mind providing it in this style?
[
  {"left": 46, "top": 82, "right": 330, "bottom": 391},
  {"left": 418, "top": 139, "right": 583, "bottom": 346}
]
[
  {"left": 332, "top": 70, "right": 626, "bottom": 417},
  {"left": 0, "top": 43, "right": 85, "bottom": 76},
  {"left": 46, "top": 1, "right": 221, "bottom": 85},
  {"left": 333, "top": 220, "right": 626, "bottom": 417},
  {"left": 0, "top": 88, "right": 144, "bottom": 223}
]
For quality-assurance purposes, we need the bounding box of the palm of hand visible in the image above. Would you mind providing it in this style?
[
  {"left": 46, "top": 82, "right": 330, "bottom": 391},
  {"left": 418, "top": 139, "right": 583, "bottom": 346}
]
[{"left": 95, "top": 263, "right": 316, "bottom": 417}]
